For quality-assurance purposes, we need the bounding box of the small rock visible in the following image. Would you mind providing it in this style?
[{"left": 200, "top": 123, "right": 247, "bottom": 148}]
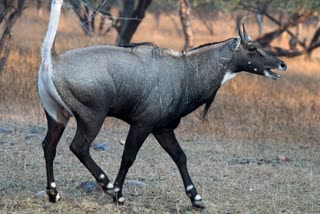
[
  {"left": 34, "top": 190, "right": 46, "bottom": 198},
  {"left": 91, "top": 142, "right": 109, "bottom": 151},
  {"left": 25, "top": 134, "right": 40, "bottom": 140},
  {"left": 239, "top": 158, "right": 250, "bottom": 165},
  {"left": 271, "top": 159, "right": 280, "bottom": 166},
  {"left": 77, "top": 181, "right": 99, "bottom": 193},
  {"left": 30, "top": 125, "right": 46, "bottom": 134},
  {"left": 277, "top": 155, "right": 290, "bottom": 162},
  {"left": 126, "top": 180, "right": 149, "bottom": 187},
  {"left": 0, "top": 127, "right": 14, "bottom": 134},
  {"left": 119, "top": 140, "right": 125, "bottom": 145}
]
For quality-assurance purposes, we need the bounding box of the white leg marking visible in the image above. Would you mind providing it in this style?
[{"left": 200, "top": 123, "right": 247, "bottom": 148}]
[
  {"left": 50, "top": 182, "right": 56, "bottom": 188},
  {"left": 186, "top": 184, "right": 194, "bottom": 191},
  {"left": 114, "top": 187, "right": 120, "bottom": 192},
  {"left": 55, "top": 192, "right": 61, "bottom": 201},
  {"left": 107, "top": 183, "right": 114, "bottom": 189},
  {"left": 118, "top": 197, "right": 125, "bottom": 203},
  {"left": 195, "top": 194, "right": 202, "bottom": 201}
]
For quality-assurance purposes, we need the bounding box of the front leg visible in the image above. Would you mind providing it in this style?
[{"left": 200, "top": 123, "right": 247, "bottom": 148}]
[
  {"left": 153, "top": 130, "right": 205, "bottom": 208},
  {"left": 113, "top": 125, "right": 152, "bottom": 204}
]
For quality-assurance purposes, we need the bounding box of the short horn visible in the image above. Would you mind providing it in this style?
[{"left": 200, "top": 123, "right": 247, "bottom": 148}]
[
  {"left": 238, "top": 22, "right": 244, "bottom": 40},
  {"left": 242, "top": 23, "right": 250, "bottom": 41}
]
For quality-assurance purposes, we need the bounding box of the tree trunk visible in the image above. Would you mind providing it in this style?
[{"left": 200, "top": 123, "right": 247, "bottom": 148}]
[
  {"left": 115, "top": 0, "right": 135, "bottom": 44},
  {"left": 179, "top": 0, "right": 193, "bottom": 50},
  {"left": 0, "top": 0, "right": 25, "bottom": 72},
  {"left": 116, "top": 0, "right": 152, "bottom": 46}
]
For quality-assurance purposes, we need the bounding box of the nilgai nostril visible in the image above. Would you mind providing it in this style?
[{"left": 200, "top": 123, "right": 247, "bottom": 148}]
[
  {"left": 38, "top": 0, "right": 287, "bottom": 209},
  {"left": 280, "top": 61, "right": 287, "bottom": 70}
]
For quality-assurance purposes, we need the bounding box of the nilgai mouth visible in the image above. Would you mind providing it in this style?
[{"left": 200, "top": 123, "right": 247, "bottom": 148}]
[
  {"left": 264, "top": 68, "right": 281, "bottom": 80},
  {"left": 264, "top": 62, "right": 287, "bottom": 80}
]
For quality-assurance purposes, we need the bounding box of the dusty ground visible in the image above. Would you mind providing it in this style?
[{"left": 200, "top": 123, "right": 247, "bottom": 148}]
[
  {"left": 0, "top": 120, "right": 319, "bottom": 213},
  {"left": 0, "top": 5, "right": 320, "bottom": 214}
]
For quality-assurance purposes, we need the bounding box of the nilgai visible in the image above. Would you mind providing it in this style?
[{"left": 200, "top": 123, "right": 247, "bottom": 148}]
[{"left": 38, "top": 0, "right": 287, "bottom": 208}]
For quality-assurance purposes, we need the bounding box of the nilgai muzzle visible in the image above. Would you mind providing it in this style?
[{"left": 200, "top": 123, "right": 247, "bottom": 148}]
[{"left": 38, "top": 0, "right": 287, "bottom": 209}]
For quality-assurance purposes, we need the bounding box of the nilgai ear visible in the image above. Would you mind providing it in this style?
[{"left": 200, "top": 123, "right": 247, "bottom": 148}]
[{"left": 232, "top": 36, "right": 241, "bottom": 51}]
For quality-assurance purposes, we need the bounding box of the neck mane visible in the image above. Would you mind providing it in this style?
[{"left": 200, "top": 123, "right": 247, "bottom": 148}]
[{"left": 185, "top": 38, "right": 234, "bottom": 56}]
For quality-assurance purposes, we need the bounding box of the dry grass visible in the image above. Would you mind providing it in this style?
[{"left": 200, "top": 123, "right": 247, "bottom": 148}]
[{"left": 0, "top": 7, "right": 319, "bottom": 213}]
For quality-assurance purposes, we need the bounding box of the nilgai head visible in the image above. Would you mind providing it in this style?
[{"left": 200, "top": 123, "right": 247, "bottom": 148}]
[{"left": 231, "top": 24, "right": 287, "bottom": 79}]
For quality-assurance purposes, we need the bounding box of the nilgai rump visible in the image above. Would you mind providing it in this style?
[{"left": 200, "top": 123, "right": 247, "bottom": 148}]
[{"left": 38, "top": 0, "right": 287, "bottom": 209}]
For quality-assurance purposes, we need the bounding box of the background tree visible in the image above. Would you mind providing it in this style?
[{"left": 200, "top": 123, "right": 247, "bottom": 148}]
[
  {"left": 69, "top": 0, "right": 152, "bottom": 45},
  {"left": 2, "top": 0, "right": 320, "bottom": 72},
  {"left": 238, "top": 0, "right": 320, "bottom": 57},
  {"left": 179, "top": 0, "right": 193, "bottom": 49},
  {"left": 0, "top": 0, "right": 25, "bottom": 71},
  {"left": 114, "top": 0, "right": 152, "bottom": 46},
  {"left": 70, "top": 0, "right": 117, "bottom": 35}
]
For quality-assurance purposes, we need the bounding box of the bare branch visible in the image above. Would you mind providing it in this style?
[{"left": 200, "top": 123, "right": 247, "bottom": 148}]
[{"left": 256, "top": 12, "right": 311, "bottom": 47}]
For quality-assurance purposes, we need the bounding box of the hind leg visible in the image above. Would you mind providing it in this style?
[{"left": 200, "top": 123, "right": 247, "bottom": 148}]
[
  {"left": 42, "top": 111, "right": 67, "bottom": 202},
  {"left": 69, "top": 115, "right": 116, "bottom": 197}
]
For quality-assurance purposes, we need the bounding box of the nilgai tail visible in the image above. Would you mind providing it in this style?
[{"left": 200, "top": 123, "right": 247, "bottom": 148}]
[{"left": 38, "top": 0, "right": 287, "bottom": 208}]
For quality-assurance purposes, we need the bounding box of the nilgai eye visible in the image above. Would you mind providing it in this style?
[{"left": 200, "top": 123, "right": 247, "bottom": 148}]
[{"left": 248, "top": 46, "right": 257, "bottom": 51}]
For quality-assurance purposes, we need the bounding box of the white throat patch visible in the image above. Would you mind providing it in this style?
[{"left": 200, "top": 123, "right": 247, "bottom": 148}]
[{"left": 221, "top": 71, "right": 237, "bottom": 85}]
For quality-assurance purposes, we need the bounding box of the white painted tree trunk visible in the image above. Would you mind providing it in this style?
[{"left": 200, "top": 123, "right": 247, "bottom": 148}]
[{"left": 179, "top": 0, "right": 194, "bottom": 50}]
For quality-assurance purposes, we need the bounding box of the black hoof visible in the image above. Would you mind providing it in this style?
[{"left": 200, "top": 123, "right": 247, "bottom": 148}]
[
  {"left": 46, "top": 189, "right": 61, "bottom": 203},
  {"left": 192, "top": 200, "right": 205, "bottom": 209}
]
